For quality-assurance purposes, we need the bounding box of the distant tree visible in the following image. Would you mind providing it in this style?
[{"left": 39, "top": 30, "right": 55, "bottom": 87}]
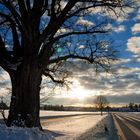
[
  {"left": 0, "top": 97, "right": 8, "bottom": 109},
  {"left": 134, "top": 104, "right": 138, "bottom": 112},
  {"left": 106, "top": 105, "right": 110, "bottom": 113},
  {"left": 94, "top": 95, "right": 109, "bottom": 115},
  {"left": 129, "top": 102, "right": 134, "bottom": 111},
  {"left": 0, "top": 0, "right": 136, "bottom": 129},
  {"left": 0, "top": 97, "right": 8, "bottom": 123}
]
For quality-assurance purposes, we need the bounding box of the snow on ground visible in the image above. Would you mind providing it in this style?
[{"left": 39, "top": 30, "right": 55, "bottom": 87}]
[
  {"left": 126, "top": 112, "right": 140, "bottom": 119},
  {"left": 76, "top": 113, "right": 119, "bottom": 140},
  {"left": 0, "top": 124, "right": 54, "bottom": 140},
  {"left": 40, "top": 110, "right": 101, "bottom": 117},
  {"left": 0, "top": 111, "right": 120, "bottom": 140},
  {"left": 41, "top": 111, "right": 107, "bottom": 140}
]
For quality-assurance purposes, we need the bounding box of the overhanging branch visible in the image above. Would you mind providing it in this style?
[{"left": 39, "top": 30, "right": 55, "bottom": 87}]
[
  {"left": 1, "top": 0, "right": 22, "bottom": 31},
  {"left": 43, "top": 72, "right": 64, "bottom": 85},
  {"left": 49, "top": 54, "right": 94, "bottom": 64},
  {"left": 54, "top": 30, "right": 107, "bottom": 41}
]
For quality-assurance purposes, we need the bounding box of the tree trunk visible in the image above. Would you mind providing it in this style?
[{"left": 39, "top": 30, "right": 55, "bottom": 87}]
[
  {"left": 7, "top": 60, "right": 42, "bottom": 129},
  {"left": 101, "top": 107, "right": 103, "bottom": 116}
]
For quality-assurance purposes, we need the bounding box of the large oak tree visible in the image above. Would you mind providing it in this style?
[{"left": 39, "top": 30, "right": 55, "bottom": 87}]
[{"left": 0, "top": 0, "right": 134, "bottom": 129}]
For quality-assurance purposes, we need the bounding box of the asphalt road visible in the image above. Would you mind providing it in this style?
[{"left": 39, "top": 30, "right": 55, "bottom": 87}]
[{"left": 112, "top": 112, "right": 140, "bottom": 140}]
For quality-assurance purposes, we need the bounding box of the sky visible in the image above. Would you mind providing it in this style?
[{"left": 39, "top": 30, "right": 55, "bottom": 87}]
[
  {"left": 0, "top": 1, "right": 140, "bottom": 107},
  {"left": 44, "top": 3, "right": 140, "bottom": 107}
]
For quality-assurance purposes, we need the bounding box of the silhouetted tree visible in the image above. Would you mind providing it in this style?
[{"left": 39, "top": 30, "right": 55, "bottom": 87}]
[
  {"left": 0, "top": 97, "right": 8, "bottom": 123},
  {"left": 106, "top": 105, "right": 110, "bottom": 113},
  {"left": 0, "top": 0, "right": 135, "bottom": 128},
  {"left": 94, "top": 95, "right": 109, "bottom": 115},
  {"left": 134, "top": 104, "right": 138, "bottom": 112},
  {"left": 129, "top": 102, "right": 134, "bottom": 111}
]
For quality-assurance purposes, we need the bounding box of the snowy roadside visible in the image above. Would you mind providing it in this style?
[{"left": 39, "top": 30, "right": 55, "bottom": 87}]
[
  {"left": 0, "top": 111, "right": 119, "bottom": 140},
  {"left": 76, "top": 113, "right": 119, "bottom": 140}
]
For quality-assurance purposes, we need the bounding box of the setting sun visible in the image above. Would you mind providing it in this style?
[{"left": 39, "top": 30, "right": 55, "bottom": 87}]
[
  {"left": 68, "top": 80, "right": 89, "bottom": 100},
  {"left": 70, "top": 88, "right": 88, "bottom": 100}
]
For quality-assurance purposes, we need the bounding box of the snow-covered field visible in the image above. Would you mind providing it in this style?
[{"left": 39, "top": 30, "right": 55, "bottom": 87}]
[
  {"left": 1, "top": 110, "right": 133, "bottom": 140},
  {"left": 40, "top": 110, "right": 100, "bottom": 116},
  {"left": 42, "top": 111, "right": 107, "bottom": 140}
]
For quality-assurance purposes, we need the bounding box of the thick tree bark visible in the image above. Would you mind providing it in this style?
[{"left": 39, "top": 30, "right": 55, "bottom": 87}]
[{"left": 7, "top": 60, "right": 42, "bottom": 129}]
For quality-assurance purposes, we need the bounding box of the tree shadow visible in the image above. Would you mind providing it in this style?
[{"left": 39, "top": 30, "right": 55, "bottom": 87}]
[
  {"left": 0, "top": 119, "right": 5, "bottom": 124},
  {"left": 43, "top": 129, "right": 66, "bottom": 137},
  {"left": 40, "top": 113, "right": 106, "bottom": 120}
]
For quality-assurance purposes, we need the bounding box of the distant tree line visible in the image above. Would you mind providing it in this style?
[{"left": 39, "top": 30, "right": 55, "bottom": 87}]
[
  {"left": 41, "top": 103, "right": 140, "bottom": 112},
  {"left": 129, "top": 102, "right": 140, "bottom": 112},
  {"left": 0, "top": 97, "right": 139, "bottom": 112},
  {"left": 41, "top": 104, "right": 94, "bottom": 111},
  {"left": 41, "top": 104, "right": 111, "bottom": 112}
]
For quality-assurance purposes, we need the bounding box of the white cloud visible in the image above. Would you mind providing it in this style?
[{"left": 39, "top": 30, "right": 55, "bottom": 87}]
[
  {"left": 127, "top": 37, "right": 140, "bottom": 54},
  {"left": 105, "top": 24, "right": 125, "bottom": 33},
  {"left": 131, "top": 23, "right": 140, "bottom": 34},
  {"left": 106, "top": 6, "right": 134, "bottom": 23},
  {"left": 76, "top": 17, "right": 94, "bottom": 27},
  {"left": 87, "top": 7, "right": 101, "bottom": 14},
  {"left": 79, "top": 45, "right": 85, "bottom": 49},
  {"left": 113, "top": 25, "right": 126, "bottom": 33},
  {"left": 87, "top": 6, "right": 134, "bottom": 23},
  {"left": 55, "top": 27, "right": 72, "bottom": 36},
  {"left": 105, "top": 23, "right": 113, "bottom": 30},
  {"left": 134, "top": 14, "right": 140, "bottom": 20}
]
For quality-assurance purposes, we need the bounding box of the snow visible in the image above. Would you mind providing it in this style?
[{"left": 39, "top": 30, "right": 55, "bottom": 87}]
[
  {"left": 40, "top": 110, "right": 100, "bottom": 117},
  {"left": 76, "top": 113, "right": 119, "bottom": 140},
  {"left": 41, "top": 111, "right": 107, "bottom": 140},
  {"left": 0, "top": 124, "right": 54, "bottom": 140},
  {"left": 107, "top": 114, "right": 119, "bottom": 140},
  {"left": 0, "top": 111, "right": 119, "bottom": 140}
]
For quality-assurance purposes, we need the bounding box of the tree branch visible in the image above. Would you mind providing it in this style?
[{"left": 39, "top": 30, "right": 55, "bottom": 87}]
[
  {"left": 0, "top": 35, "right": 14, "bottom": 73},
  {"left": 32, "top": 0, "right": 45, "bottom": 17},
  {"left": 40, "top": 0, "right": 77, "bottom": 43},
  {"left": 49, "top": 54, "right": 94, "bottom": 65},
  {"left": 0, "top": 12, "right": 21, "bottom": 59},
  {"left": 1, "top": 0, "right": 22, "bottom": 31},
  {"left": 54, "top": 30, "right": 107, "bottom": 41},
  {"left": 43, "top": 72, "right": 64, "bottom": 84},
  {"left": 17, "top": 0, "right": 28, "bottom": 20}
]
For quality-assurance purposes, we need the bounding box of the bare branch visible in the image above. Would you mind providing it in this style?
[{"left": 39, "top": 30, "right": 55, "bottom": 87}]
[
  {"left": 1, "top": 0, "right": 22, "bottom": 30},
  {"left": 43, "top": 72, "right": 65, "bottom": 85},
  {"left": 54, "top": 30, "right": 107, "bottom": 41}
]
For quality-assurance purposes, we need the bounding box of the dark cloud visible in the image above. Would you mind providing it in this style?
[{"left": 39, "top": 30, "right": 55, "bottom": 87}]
[{"left": 60, "top": 59, "right": 140, "bottom": 105}]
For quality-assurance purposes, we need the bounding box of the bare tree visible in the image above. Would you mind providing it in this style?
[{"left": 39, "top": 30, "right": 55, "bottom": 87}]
[
  {"left": 0, "top": 97, "right": 8, "bottom": 124},
  {"left": 94, "top": 95, "right": 109, "bottom": 115},
  {"left": 0, "top": 0, "right": 135, "bottom": 128}
]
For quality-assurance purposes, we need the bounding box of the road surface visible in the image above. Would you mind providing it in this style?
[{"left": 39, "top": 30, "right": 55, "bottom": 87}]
[
  {"left": 112, "top": 112, "right": 140, "bottom": 140},
  {"left": 40, "top": 113, "right": 106, "bottom": 140}
]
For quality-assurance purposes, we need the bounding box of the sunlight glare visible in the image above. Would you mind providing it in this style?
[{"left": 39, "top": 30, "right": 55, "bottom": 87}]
[{"left": 69, "top": 80, "right": 88, "bottom": 100}]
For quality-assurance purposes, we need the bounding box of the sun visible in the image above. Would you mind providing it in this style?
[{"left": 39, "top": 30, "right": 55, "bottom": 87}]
[
  {"left": 68, "top": 80, "right": 88, "bottom": 100},
  {"left": 70, "top": 88, "right": 88, "bottom": 100}
]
